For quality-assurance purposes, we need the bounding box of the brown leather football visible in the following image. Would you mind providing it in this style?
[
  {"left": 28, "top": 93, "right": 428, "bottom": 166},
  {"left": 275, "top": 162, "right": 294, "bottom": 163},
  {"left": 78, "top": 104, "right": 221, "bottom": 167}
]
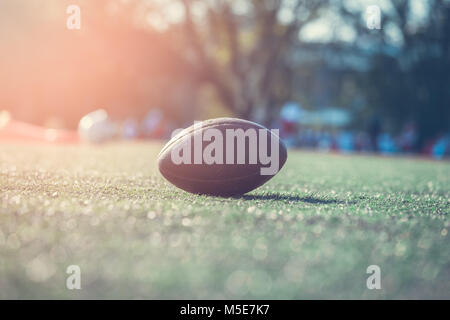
[{"left": 158, "top": 118, "right": 287, "bottom": 196}]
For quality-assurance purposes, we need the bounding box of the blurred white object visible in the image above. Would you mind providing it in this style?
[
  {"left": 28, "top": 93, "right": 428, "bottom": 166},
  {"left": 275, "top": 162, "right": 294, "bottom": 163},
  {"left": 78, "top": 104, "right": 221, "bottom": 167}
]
[
  {"left": 0, "top": 110, "right": 11, "bottom": 129},
  {"left": 316, "top": 108, "right": 352, "bottom": 127},
  {"left": 78, "top": 109, "right": 117, "bottom": 143},
  {"left": 280, "top": 102, "right": 303, "bottom": 122},
  {"left": 298, "top": 107, "right": 351, "bottom": 127}
]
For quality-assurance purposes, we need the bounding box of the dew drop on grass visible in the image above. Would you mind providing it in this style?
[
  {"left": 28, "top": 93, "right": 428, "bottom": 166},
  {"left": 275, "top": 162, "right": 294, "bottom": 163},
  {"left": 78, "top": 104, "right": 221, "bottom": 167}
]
[
  {"left": 147, "top": 211, "right": 156, "bottom": 219},
  {"left": 182, "top": 218, "right": 192, "bottom": 227}
]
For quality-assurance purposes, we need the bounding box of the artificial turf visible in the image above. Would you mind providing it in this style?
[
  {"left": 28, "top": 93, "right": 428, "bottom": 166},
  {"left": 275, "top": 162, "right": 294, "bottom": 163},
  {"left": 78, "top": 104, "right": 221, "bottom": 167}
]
[{"left": 0, "top": 142, "right": 449, "bottom": 299}]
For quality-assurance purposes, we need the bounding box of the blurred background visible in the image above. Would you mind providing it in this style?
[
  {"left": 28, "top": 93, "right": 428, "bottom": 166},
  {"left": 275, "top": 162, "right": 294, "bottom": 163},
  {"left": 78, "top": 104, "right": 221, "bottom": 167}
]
[{"left": 0, "top": 0, "right": 449, "bottom": 157}]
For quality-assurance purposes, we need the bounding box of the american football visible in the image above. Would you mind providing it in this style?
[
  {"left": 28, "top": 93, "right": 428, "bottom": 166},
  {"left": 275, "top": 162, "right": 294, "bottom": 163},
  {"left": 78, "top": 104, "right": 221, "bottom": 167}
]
[{"left": 158, "top": 118, "right": 288, "bottom": 196}]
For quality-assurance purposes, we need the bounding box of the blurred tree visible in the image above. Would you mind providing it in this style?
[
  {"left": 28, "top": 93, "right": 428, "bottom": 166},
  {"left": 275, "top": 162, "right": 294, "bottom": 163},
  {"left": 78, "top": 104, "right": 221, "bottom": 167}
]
[
  {"left": 173, "top": 0, "right": 328, "bottom": 122},
  {"left": 340, "top": 0, "right": 450, "bottom": 148}
]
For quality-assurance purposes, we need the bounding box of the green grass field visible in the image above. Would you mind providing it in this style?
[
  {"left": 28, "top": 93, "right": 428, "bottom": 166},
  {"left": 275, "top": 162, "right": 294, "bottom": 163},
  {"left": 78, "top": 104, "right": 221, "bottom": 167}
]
[{"left": 0, "top": 142, "right": 449, "bottom": 299}]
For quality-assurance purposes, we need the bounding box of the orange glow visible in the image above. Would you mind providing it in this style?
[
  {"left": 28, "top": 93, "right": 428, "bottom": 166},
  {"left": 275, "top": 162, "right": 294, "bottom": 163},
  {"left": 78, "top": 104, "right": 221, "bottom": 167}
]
[{"left": 0, "top": 0, "right": 191, "bottom": 129}]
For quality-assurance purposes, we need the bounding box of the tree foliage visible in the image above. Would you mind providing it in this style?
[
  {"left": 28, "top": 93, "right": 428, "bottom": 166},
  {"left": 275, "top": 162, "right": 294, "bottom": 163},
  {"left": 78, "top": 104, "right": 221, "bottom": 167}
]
[
  {"left": 177, "top": 0, "right": 327, "bottom": 120},
  {"left": 341, "top": 0, "right": 450, "bottom": 146}
]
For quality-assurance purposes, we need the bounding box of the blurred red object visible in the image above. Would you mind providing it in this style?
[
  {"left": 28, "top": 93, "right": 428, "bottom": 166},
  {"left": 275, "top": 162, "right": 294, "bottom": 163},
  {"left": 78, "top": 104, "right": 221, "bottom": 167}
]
[{"left": 0, "top": 111, "right": 79, "bottom": 144}]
